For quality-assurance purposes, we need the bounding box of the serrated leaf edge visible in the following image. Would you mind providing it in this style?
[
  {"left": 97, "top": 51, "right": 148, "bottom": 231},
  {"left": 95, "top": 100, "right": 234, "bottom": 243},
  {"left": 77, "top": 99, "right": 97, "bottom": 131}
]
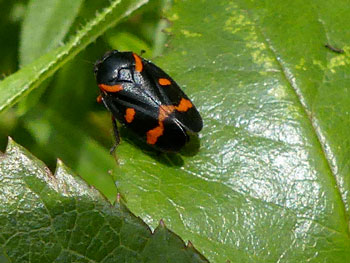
[{"left": 2, "top": 137, "right": 209, "bottom": 262}]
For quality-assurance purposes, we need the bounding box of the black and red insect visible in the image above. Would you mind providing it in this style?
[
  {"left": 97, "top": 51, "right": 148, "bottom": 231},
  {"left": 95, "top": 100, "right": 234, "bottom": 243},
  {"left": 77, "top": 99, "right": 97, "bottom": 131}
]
[{"left": 94, "top": 50, "right": 203, "bottom": 152}]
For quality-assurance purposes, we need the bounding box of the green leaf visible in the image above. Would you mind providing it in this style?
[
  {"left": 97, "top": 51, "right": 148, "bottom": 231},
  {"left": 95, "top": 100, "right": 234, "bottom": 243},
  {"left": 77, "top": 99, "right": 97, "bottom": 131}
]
[
  {"left": 106, "top": 0, "right": 350, "bottom": 262},
  {"left": 16, "top": 0, "right": 84, "bottom": 115},
  {"left": 0, "top": 138, "right": 208, "bottom": 262},
  {"left": 0, "top": 0, "right": 148, "bottom": 113},
  {"left": 19, "top": 0, "right": 83, "bottom": 66},
  {"left": 24, "top": 107, "right": 118, "bottom": 203}
]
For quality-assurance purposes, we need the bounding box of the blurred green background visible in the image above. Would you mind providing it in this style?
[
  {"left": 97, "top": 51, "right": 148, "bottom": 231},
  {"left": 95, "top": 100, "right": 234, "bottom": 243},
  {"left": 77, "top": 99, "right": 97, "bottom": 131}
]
[{"left": 0, "top": 0, "right": 169, "bottom": 201}]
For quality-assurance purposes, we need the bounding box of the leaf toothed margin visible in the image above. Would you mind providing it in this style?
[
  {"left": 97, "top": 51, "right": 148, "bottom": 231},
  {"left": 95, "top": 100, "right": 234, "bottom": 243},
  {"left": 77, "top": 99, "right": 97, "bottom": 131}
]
[{"left": 0, "top": 138, "right": 208, "bottom": 262}]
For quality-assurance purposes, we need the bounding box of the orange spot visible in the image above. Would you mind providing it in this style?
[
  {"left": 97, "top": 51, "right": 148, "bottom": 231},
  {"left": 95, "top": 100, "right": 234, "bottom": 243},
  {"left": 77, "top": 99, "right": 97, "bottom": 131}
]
[
  {"left": 133, "top": 53, "right": 143, "bottom": 72},
  {"left": 146, "top": 106, "right": 172, "bottom": 145},
  {"left": 147, "top": 123, "right": 164, "bottom": 145},
  {"left": 159, "top": 105, "right": 175, "bottom": 121},
  {"left": 96, "top": 95, "right": 102, "bottom": 103},
  {"left": 158, "top": 78, "right": 171, "bottom": 86},
  {"left": 146, "top": 98, "right": 193, "bottom": 145},
  {"left": 125, "top": 108, "right": 136, "bottom": 123},
  {"left": 98, "top": 84, "right": 123, "bottom": 92},
  {"left": 175, "top": 98, "right": 192, "bottom": 112}
]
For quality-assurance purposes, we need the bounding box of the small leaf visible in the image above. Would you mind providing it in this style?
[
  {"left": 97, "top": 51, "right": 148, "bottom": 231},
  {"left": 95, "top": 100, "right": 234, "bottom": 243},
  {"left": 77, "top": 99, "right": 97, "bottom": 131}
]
[{"left": 0, "top": 138, "right": 208, "bottom": 262}]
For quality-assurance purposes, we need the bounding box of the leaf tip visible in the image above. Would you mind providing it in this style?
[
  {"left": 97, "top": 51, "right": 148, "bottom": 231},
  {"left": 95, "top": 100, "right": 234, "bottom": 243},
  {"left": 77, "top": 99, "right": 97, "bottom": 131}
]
[
  {"left": 6, "top": 136, "right": 15, "bottom": 151},
  {"left": 186, "top": 240, "right": 209, "bottom": 262},
  {"left": 187, "top": 240, "right": 194, "bottom": 248},
  {"left": 116, "top": 192, "right": 122, "bottom": 203},
  {"left": 5, "top": 136, "right": 31, "bottom": 157},
  {"left": 159, "top": 218, "right": 166, "bottom": 228},
  {"left": 56, "top": 158, "right": 64, "bottom": 167}
]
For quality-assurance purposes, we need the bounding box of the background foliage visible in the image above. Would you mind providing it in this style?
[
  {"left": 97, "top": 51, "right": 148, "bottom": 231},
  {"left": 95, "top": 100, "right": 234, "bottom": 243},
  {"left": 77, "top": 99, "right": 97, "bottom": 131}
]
[{"left": 0, "top": 0, "right": 350, "bottom": 262}]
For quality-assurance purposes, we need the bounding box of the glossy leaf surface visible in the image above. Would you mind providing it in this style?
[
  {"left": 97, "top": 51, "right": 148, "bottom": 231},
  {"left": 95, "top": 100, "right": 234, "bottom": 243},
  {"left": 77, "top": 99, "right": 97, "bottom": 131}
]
[{"left": 113, "top": 0, "right": 350, "bottom": 262}]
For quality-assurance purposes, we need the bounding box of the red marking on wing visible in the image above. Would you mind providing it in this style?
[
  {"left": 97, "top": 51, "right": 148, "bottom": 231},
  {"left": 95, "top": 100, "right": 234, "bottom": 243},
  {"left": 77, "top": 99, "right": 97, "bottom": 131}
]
[
  {"left": 125, "top": 108, "right": 136, "bottom": 123},
  {"left": 146, "top": 98, "right": 193, "bottom": 145},
  {"left": 98, "top": 84, "right": 123, "bottom": 92},
  {"left": 133, "top": 53, "right": 143, "bottom": 72},
  {"left": 158, "top": 78, "right": 171, "bottom": 86}
]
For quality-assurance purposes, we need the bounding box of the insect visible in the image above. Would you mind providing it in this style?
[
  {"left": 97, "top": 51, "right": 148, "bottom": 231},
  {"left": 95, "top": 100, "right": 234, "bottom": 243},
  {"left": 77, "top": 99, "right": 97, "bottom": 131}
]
[{"left": 94, "top": 50, "right": 203, "bottom": 152}]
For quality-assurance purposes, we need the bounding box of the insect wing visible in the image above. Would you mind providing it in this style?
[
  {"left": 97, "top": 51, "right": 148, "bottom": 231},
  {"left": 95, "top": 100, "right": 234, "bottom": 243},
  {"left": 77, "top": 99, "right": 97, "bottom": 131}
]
[
  {"left": 102, "top": 91, "right": 188, "bottom": 152},
  {"left": 142, "top": 60, "right": 203, "bottom": 133}
]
